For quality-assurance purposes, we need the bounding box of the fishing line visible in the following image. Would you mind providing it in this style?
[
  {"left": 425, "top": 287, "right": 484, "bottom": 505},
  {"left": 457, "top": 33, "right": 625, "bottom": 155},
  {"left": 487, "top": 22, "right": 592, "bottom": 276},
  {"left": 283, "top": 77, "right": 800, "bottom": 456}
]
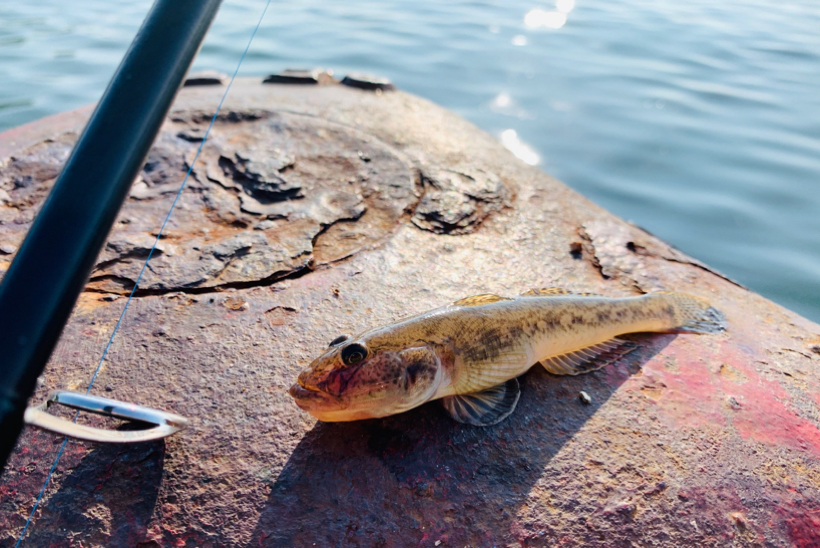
[{"left": 15, "top": 0, "right": 273, "bottom": 544}]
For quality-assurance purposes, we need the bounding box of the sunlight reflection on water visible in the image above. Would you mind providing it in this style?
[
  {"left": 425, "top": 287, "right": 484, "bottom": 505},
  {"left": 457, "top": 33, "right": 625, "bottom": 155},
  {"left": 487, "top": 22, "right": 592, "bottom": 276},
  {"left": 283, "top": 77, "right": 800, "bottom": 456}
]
[
  {"left": 500, "top": 129, "right": 540, "bottom": 165},
  {"left": 525, "top": 0, "right": 575, "bottom": 30},
  {"left": 524, "top": 10, "right": 567, "bottom": 30}
]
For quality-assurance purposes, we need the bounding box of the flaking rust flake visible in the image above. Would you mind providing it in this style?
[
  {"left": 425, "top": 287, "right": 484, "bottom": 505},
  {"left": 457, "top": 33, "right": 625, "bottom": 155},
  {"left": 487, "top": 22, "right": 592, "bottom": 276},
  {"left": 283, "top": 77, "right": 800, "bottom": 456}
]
[
  {"left": 2, "top": 110, "right": 423, "bottom": 295},
  {"left": 412, "top": 166, "right": 509, "bottom": 234}
]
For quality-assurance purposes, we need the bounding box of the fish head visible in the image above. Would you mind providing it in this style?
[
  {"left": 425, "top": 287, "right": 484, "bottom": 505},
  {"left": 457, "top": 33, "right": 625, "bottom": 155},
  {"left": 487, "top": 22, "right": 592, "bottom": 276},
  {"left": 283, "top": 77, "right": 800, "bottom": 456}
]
[{"left": 289, "top": 334, "right": 443, "bottom": 422}]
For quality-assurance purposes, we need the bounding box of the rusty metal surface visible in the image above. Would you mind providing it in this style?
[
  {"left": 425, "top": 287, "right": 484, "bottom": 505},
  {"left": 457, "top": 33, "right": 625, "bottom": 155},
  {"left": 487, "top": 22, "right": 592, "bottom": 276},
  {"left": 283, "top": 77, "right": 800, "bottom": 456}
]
[{"left": 1, "top": 78, "right": 819, "bottom": 547}]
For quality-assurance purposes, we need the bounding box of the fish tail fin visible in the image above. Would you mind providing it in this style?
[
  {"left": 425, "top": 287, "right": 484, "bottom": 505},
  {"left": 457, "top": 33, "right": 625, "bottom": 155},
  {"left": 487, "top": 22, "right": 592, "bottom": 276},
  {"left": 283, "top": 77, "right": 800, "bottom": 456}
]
[{"left": 654, "top": 292, "right": 726, "bottom": 333}]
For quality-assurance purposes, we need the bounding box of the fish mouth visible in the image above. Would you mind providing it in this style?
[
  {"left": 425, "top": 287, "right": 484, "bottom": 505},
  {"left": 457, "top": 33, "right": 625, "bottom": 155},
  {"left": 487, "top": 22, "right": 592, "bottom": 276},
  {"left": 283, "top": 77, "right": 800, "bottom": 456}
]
[
  {"left": 288, "top": 382, "right": 329, "bottom": 402},
  {"left": 289, "top": 382, "right": 360, "bottom": 421},
  {"left": 288, "top": 381, "right": 381, "bottom": 421},
  {"left": 288, "top": 381, "right": 346, "bottom": 415}
]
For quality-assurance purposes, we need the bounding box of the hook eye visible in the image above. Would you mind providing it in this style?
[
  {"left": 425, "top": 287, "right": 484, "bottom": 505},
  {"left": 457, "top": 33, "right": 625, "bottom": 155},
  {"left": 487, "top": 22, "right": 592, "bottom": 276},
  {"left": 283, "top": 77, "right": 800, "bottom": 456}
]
[{"left": 23, "top": 390, "right": 188, "bottom": 443}]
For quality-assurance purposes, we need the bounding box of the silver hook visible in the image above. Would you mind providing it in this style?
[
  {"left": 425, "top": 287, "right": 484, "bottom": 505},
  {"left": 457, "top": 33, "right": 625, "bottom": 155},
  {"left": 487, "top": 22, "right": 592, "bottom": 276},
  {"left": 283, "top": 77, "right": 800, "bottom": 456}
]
[{"left": 23, "top": 390, "right": 188, "bottom": 443}]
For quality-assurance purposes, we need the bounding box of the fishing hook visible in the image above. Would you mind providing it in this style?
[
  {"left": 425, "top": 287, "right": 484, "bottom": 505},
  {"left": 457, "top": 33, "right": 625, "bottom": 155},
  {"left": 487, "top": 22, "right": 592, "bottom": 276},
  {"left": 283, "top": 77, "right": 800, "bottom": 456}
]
[{"left": 24, "top": 391, "right": 188, "bottom": 443}]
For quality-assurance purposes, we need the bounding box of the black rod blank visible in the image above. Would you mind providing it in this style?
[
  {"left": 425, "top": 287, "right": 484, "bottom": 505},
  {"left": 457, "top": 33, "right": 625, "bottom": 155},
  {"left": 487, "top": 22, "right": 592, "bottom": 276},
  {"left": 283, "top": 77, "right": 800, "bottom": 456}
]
[{"left": 0, "top": 0, "right": 223, "bottom": 471}]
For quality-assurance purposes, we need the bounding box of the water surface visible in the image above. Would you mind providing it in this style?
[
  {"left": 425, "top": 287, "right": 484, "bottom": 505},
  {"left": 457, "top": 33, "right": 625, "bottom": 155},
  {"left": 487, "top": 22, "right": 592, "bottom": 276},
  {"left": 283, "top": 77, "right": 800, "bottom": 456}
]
[{"left": 1, "top": 0, "right": 819, "bottom": 321}]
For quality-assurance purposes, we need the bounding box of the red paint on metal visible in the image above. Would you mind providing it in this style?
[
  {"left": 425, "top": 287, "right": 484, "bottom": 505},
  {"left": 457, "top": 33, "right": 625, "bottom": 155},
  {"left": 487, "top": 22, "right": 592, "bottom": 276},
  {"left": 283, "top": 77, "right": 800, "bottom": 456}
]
[
  {"left": 627, "top": 340, "right": 727, "bottom": 430},
  {"left": 727, "top": 385, "right": 820, "bottom": 455},
  {"left": 777, "top": 503, "right": 820, "bottom": 548},
  {"left": 627, "top": 337, "right": 820, "bottom": 456},
  {"left": 714, "top": 340, "right": 820, "bottom": 454}
]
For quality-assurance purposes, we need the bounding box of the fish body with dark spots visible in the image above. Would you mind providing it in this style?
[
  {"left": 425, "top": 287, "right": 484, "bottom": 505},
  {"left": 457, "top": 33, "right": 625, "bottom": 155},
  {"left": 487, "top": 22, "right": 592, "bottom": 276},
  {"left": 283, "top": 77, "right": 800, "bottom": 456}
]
[{"left": 289, "top": 288, "right": 725, "bottom": 426}]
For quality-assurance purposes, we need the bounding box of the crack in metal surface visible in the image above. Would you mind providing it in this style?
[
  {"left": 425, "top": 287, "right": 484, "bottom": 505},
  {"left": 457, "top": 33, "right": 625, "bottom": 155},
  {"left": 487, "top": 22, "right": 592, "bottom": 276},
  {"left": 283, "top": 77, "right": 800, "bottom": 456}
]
[
  {"left": 309, "top": 208, "right": 368, "bottom": 249},
  {"left": 86, "top": 263, "right": 314, "bottom": 297},
  {"left": 653, "top": 254, "right": 745, "bottom": 289},
  {"left": 92, "top": 249, "right": 163, "bottom": 273},
  {"left": 579, "top": 222, "right": 744, "bottom": 289},
  {"left": 85, "top": 168, "right": 423, "bottom": 299},
  {"left": 6, "top": 110, "right": 509, "bottom": 301},
  {"left": 626, "top": 222, "right": 745, "bottom": 289},
  {"left": 577, "top": 226, "right": 609, "bottom": 280}
]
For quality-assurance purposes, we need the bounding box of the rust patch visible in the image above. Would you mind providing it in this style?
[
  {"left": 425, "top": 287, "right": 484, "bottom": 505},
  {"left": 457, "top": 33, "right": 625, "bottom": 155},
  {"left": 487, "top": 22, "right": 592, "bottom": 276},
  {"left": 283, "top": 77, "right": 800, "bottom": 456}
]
[
  {"left": 2, "top": 110, "right": 419, "bottom": 296},
  {"left": 223, "top": 295, "right": 249, "bottom": 311},
  {"left": 777, "top": 502, "right": 820, "bottom": 548},
  {"left": 580, "top": 219, "right": 742, "bottom": 290},
  {"left": 718, "top": 363, "right": 748, "bottom": 383},
  {"left": 640, "top": 383, "right": 665, "bottom": 401},
  {"left": 412, "top": 166, "right": 508, "bottom": 234},
  {"left": 0, "top": 132, "right": 77, "bottom": 211},
  {"left": 265, "top": 305, "right": 298, "bottom": 326}
]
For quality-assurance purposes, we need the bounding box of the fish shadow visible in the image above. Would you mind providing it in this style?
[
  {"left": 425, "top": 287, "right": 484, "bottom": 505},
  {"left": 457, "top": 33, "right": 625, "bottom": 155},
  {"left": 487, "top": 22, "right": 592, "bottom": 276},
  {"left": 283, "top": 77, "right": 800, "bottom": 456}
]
[
  {"left": 251, "top": 334, "right": 674, "bottom": 547},
  {"left": 19, "top": 441, "right": 165, "bottom": 546}
]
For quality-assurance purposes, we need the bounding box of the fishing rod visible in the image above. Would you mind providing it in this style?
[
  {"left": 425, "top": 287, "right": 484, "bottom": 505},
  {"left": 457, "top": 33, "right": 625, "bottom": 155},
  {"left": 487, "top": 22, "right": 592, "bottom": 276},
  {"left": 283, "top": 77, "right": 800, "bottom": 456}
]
[{"left": 0, "top": 0, "right": 223, "bottom": 472}]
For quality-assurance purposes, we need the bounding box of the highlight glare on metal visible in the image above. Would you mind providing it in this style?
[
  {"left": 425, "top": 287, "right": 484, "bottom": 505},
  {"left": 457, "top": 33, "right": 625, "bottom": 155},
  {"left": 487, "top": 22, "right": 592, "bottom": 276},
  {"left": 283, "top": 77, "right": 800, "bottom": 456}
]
[{"left": 23, "top": 391, "right": 188, "bottom": 443}]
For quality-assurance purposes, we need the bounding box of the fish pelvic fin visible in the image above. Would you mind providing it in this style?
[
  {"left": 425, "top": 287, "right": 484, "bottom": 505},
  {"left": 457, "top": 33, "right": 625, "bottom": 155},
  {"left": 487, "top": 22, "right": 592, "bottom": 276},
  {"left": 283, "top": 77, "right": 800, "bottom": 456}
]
[
  {"left": 441, "top": 378, "right": 520, "bottom": 426},
  {"left": 653, "top": 291, "right": 726, "bottom": 334},
  {"left": 540, "top": 338, "right": 637, "bottom": 376},
  {"left": 453, "top": 294, "right": 511, "bottom": 306}
]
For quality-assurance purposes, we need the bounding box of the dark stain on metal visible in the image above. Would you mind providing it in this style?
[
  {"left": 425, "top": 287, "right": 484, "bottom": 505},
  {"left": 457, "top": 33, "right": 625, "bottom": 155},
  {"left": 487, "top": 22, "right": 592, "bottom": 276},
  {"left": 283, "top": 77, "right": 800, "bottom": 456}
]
[
  {"left": 569, "top": 240, "right": 583, "bottom": 260},
  {"left": 176, "top": 127, "right": 207, "bottom": 142},
  {"left": 12, "top": 443, "right": 165, "bottom": 545},
  {"left": 263, "top": 69, "right": 336, "bottom": 85},
  {"left": 183, "top": 71, "right": 227, "bottom": 87},
  {"left": 340, "top": 73, "right": 396, "bottom": 91}
]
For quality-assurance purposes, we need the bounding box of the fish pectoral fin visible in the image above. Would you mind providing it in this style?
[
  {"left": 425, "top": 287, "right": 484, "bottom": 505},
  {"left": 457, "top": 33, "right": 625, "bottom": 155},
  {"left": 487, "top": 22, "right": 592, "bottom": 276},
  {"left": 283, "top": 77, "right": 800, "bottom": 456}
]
[
  {"left": 521, "top": 287, "right": 603, "bottom": 297},
  {"left": 453, "top": 294, "right": 511, "bottom": 307},
  {"left": 540, "top": 338, "right": 637, "bottom": 376},
  {"left": 440, "top": 378, "right": 521, "bottom": 426}
]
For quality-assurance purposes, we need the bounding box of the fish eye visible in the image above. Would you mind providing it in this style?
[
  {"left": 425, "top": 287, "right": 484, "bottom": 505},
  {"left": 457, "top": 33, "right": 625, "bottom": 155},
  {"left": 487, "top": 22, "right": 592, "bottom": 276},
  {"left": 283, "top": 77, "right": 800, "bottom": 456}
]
[
  {"left": 341, "top": 342, "right": 368, "bottom": 365},
  {"left": 328, "top": 334, "right": 351, "bottom": 347}
]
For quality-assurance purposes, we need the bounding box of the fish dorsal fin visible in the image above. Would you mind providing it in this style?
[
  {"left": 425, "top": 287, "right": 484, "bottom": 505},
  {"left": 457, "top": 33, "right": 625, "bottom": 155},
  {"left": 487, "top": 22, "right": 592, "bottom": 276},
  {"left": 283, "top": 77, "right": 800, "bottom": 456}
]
[
  {"left": 540, "top": 338, "right": 636, "bottom": 376},
  {"left": 441, "top": 378, "right": 520, "bottom": 426},
  {"left": 521, "top": 287, "right": 572, "bottom": 296},
  {"left": 521, "top": 287, "right": 603, "bottom": 297},
  {"left": 453, "top": 294, "right": 510, "bottom": 307}
]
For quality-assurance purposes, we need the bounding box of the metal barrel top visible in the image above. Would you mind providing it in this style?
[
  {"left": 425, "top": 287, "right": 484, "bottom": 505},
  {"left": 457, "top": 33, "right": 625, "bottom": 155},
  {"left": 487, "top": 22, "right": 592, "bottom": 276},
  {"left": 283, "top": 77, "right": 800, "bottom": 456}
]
[{"left": 1, "top": 77, "right": 819, "bottom": 546}]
